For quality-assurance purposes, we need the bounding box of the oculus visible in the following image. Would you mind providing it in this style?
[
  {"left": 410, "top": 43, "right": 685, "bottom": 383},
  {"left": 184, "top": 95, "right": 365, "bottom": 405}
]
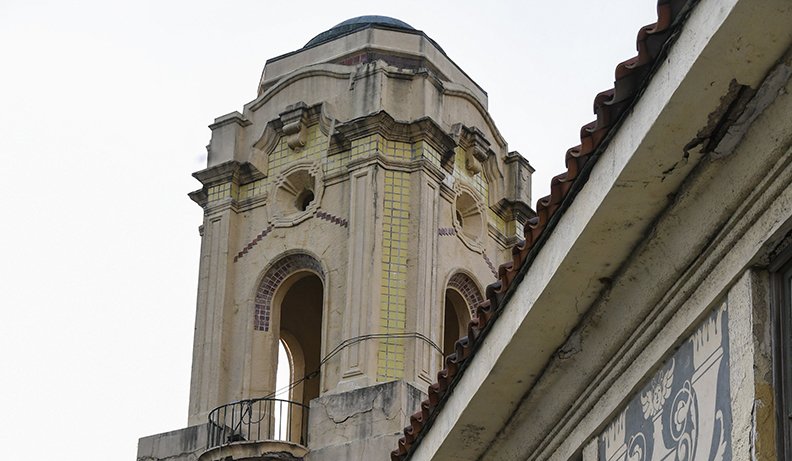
[{"left": 271, "top": 162, "right": 323, "bottom": 227}]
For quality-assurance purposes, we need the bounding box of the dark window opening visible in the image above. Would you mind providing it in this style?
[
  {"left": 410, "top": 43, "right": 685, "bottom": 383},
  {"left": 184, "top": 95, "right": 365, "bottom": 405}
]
[
  {"left": 296, "top": 190, "right": 315, "bottom": 211},
  {"left": 773, "top": 240, "right": 792, "bottom": 458},
  {"left": 443, "top": 290, "right": 470, "bottom": 358}
]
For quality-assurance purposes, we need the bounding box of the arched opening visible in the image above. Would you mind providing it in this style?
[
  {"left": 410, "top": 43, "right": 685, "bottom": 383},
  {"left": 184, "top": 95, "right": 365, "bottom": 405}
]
[
  {"left": 443, "top": 289, "right": 470, "bottom": 358},
  {"left": 278, "top": 273, "right": 323, "bottom": 405},
  {"left": 274, "top": 272, "right": 323, "bottom": 444},
  {"left": 274, "top": 340, "right": 293, "bottom": 440},
  {"left": 249, "top": 254, "right": 325, "bottom": 446},
  {"left": 276, "top": 340, "right": 293, "bottom": 398},
  {"left": 442, "top": 272, "right": 482, "bottom": 361}
]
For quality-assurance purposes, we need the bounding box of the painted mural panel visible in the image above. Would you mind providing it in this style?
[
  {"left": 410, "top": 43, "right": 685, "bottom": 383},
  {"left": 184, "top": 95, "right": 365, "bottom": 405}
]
[{"left": 598, "top": 303, "right": 731, "bottom": 460}]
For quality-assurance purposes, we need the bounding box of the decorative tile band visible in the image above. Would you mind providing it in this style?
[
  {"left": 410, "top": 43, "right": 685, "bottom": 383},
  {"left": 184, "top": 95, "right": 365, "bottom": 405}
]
[
  {"left": 234, "top": 225, "right": 274, "bottom": 263},
  {"left": 315, "top": 209, "right": 348, "bottom": 227},
  {"left": 254, "top": 253, "right": 324, "bottom": 331},
  {"left": 233, "top": 209, "right": 348, "bottom": 263},
  {"left": 482, "top": 252, "right": 498, "bottom": 278}
]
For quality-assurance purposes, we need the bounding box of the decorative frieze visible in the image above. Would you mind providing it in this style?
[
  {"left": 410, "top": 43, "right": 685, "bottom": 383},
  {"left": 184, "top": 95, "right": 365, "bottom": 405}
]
[{"left": 598, "top": 303, "right": 732, "bottom": 461}]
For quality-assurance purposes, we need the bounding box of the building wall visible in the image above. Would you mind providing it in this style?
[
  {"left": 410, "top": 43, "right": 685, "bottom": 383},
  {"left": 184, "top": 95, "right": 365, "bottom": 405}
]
[{"left": 477, "top": 48, "right": 792, "bottom": 460}]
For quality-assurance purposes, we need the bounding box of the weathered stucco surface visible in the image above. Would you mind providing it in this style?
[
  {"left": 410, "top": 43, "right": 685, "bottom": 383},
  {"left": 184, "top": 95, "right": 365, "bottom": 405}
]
[{"left": 304, "top": 380, "right": 424, "bottom": 460}]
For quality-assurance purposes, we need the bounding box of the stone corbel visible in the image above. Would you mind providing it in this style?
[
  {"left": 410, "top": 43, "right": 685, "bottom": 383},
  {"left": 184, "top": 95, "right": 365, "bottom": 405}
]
[
  {"left": 451, "top": 124, "right": 491, "bottom": 175},
  {"left": 466, "top": 131, "right": 489, "bottom": 175},
  {"left": 279, "top": 102, "right": 309, "bottom": 151}
]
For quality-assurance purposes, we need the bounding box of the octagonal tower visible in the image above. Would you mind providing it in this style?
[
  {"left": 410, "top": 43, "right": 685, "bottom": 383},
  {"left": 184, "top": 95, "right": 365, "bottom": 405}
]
[{"left": 138, "top": 16, "right": 533, "bottom": 461}]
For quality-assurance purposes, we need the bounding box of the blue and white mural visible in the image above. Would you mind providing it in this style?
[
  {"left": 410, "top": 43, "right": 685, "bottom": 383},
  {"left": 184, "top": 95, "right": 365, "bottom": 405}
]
[{"left": 599, "top": 303, "right": 731, "bottom": 461}]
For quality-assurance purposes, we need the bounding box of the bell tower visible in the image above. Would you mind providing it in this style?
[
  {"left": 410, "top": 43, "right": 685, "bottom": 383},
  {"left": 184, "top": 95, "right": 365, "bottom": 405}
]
[{"left": 138, "top": 15, "right": 533, "bottom": 461}]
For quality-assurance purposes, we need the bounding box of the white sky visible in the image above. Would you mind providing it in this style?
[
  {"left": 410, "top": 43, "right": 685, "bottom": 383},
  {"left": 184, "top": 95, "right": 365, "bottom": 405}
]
[{"left": 0, "top": 1, "right": 657, "bottom": 458}]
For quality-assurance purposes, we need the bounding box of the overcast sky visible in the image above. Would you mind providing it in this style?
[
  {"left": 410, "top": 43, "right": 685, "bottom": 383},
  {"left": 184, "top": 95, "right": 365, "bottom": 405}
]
[{"left": 0, "top": 1, "right": 657, "bottom": 458}]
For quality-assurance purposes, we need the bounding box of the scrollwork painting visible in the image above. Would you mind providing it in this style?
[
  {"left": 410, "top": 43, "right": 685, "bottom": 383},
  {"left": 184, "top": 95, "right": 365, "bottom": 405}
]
[{"left": 599, "top": 303, "right": 731, "bottom": 461}]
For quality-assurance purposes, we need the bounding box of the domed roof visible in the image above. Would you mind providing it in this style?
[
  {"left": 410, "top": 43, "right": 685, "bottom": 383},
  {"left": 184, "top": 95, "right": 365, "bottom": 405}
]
[{"left": 305, "top": 16, "right": 415, "bottom": 48}]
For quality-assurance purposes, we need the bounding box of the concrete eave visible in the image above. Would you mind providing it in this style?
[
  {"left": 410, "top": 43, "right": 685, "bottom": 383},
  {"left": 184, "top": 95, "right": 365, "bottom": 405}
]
[{"left": 409, "top": 0, "right": 792, "bottom": 459}]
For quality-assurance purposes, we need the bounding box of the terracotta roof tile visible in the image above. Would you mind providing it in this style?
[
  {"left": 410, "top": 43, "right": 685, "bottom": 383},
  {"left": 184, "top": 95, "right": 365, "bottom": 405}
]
[{"left": 390, "top": 1, "right": 695, "bottom": 459}]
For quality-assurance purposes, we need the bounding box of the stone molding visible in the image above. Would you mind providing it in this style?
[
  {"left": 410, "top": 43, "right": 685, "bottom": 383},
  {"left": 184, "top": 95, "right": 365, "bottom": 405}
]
[
  {"left": 189, "top": 160, "right": 265, "bottom": 209},
  {"left": 209, "top": 111, "right": 252, "bottom": 130},
  {"left": 330, "top": 111, "right": 456, "bottom": 162}
]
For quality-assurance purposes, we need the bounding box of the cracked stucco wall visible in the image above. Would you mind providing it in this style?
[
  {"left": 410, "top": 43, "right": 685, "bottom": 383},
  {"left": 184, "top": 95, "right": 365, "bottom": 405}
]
[{"left": 305, "top": 380, "right": 423, "bottom": 460}]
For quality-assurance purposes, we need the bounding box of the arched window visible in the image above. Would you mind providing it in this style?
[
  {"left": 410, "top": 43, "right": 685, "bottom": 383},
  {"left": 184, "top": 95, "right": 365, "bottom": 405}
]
[
  {"left": 443, "top": 272, "right": 483, "bottom": 357},
  {"left": 251, "top": 253, "right": 325, "bottom": 445}
]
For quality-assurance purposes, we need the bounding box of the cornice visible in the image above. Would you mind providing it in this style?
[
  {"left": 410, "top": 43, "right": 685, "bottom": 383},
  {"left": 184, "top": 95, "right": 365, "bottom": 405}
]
[
  {"left": 192, "top": 161, "right": 264, "bottom": 187},
  {"left": 330, "top": 111, "right": 457, "bottom": 163},
  {"left": 209, "top": 111, "right": 251, "bottom": 130},
  {"left": 190, "top": 160, "right": 265, "bottom": 209}
]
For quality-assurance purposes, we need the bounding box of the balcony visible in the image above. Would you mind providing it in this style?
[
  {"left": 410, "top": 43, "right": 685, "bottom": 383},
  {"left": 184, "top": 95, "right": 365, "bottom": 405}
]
[{"left": 199, "top": 397, "right": 309, "bottom": 461}]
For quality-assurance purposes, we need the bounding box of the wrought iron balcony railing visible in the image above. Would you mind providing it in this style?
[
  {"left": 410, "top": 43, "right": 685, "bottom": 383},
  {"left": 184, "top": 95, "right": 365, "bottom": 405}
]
[{"left": 206, "top": 397, "right": 309, "bottom": 450}]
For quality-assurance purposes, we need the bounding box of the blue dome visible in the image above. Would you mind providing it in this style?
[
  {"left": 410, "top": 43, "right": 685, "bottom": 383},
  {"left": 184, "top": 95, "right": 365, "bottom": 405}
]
[{"left": 305, "top": 16, "right": 415, "bottom": 48}]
